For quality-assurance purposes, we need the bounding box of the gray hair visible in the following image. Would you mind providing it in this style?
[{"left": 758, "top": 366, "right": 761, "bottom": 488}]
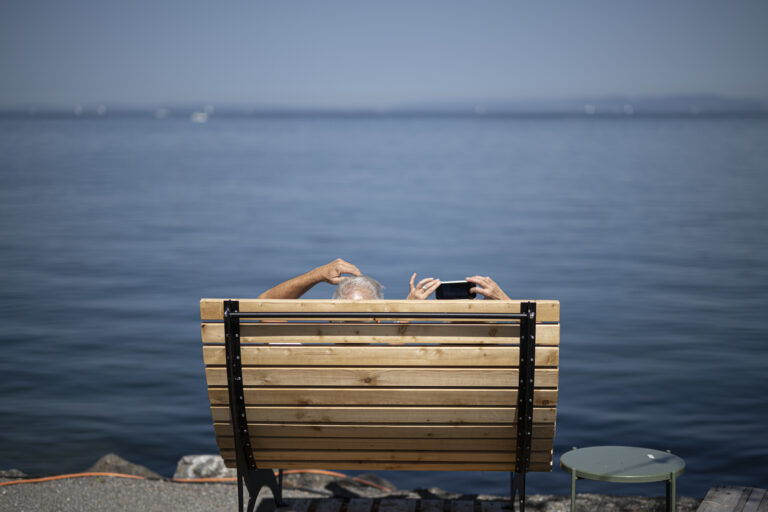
[{"left": 333, "top": 276, "right": 384, "bottom": 300}]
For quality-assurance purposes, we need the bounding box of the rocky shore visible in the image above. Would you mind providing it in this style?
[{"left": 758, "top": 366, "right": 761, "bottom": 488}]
[{"left": 1, "top": 454, "right": 702, "bottom": 512}]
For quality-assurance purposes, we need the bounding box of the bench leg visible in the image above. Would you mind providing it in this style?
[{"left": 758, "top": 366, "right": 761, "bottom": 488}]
[
  {"left": 238, "top": 467, "right": 244, "bottom": 512},
  {"left": 510, "top": 472, "right": 526, "bottom": 512},
  {"left": 240, "top": 468, "right": 283, "bottom": 512}
]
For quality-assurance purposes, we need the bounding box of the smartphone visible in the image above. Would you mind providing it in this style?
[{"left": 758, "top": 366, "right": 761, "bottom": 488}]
[{"left": 435, "top": 280, "right": 476, "bottom": 300}]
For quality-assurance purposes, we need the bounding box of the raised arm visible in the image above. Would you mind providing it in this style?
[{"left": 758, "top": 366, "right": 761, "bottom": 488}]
[{"left": 258, "top": 258, "right": 362, "bottom": 299}]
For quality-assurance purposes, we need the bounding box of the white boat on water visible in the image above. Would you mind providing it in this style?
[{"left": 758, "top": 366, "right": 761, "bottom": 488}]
[{"left": 190, "top": 112, "right": 208, "bottom": 123}]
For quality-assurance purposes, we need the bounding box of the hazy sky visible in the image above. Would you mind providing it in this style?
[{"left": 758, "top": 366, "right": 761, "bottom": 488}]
[{"left": 1, "top": 0, "right": 767, "bottom": 107}]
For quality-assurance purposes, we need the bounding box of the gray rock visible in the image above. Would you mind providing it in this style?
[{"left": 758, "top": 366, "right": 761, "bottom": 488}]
[
  {"left": 325, "top": 472, "right": 399, "bottom": 498},
  {"left": 87, "top": 453, "right": 163, "bottom": 479},
  {"left": 0, "top": 468, "right": 27, "bottom": 478},
  {"left": 412, "top": 487, "right": 462, "bottom": 500},
  {"left": 282, "top": 472, "right": 336, "bottom": 497},
  {"left": 355, "top": 473, "right": 397, "bottom": 492},
  {"left": 173, "top": 455, "right": 236, "bottom": 479}
]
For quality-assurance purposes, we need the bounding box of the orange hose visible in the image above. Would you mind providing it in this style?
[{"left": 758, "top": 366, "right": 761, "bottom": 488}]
[
  {"left": 279, "top": 469, "right": 392, "bottom": 492},
  {"left": 349, "top": 477, "right": 392, "bottom": 492},
  {"left": 282, "top": 469, "right": 346, "bottom": 478},
  {"left": 2, "top": 469, "right": 393, "bottom": 492},
  {"left": 0, "top": 472, "right": 145, "bottom": 486},
  {"left": 171, "top": 477, "right": 237, "bottom": 483},
  {"left": 174, "top": 469, "right": 392, "bottom": 492}
]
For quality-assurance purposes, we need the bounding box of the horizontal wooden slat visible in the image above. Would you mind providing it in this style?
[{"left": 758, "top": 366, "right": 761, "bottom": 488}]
[
  {"left": 214, "top": 423, "right": 556, "bottom": 439},
  {"left": 203, "top": 345, "right": 559, "bottom": 367},
  {"left": 201, "top": 299, "right": 559, "bottom": 322},
  {"left": 208, "top": 387, "right": 559, "bottom": 407},
  {"left": 201, "top": 323, "right": 560, "bottom": 346},
  {"left": 210, "top": 406, "right": 556, "bottom": 423},
  {"left": 222, "top": 459, "right": 552, "bottom": 471},
  {"left": 205, "top": 367, "right": 559, "bottom": 388},
  {"left": 220, "top": 449, "right": 552, "bottom": 464},
  {"left": 216, "top": 436, "right": 553, "bottom": 452}
]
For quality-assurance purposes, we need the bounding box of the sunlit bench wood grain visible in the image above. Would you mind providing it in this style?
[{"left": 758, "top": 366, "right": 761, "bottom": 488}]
[{"left": 200, "top": 299, "right": 560, "bottom": 512}]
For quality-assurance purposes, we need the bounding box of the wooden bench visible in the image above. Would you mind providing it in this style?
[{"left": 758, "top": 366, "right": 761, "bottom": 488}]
[
  {"left": 200, "top": 299, "right": 560, "bottom": 512},
  {"left": 697, "top": 486, "right": 768, "bottom": 512}
]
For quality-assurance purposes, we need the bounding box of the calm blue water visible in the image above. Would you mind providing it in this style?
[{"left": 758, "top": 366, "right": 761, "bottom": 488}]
[{"left": 1, "top": 115, "right": 766, "bottom": 498}]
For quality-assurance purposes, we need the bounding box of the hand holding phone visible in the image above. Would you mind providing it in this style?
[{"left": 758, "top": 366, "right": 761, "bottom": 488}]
[
  {"left": 435, "top": 280, "right": 476, "bottom": 300},
  {"left": 465, "top": 275, "right": 511, "bottom": 300}
]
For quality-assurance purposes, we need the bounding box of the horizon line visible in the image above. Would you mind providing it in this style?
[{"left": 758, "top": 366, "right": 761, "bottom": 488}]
[
  {"left": 3, "top": 92, "right": 768, "bottom": 113},
  {"left": 3, "top": 110, "right": 768, "bottom": 121}
]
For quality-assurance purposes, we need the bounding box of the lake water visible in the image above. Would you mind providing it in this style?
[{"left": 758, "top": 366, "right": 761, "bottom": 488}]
[{"left": 0, "top": 114, "right": 766, "bottom": 498}]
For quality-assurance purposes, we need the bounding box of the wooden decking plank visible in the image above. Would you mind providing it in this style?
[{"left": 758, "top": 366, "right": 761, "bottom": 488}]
[
  {"left": 379, "top": 499, "right": 417, "bottom": 512},
  {"left": 278, "top": 499, "right": 312, "bottom": 512},
  {"left": 419, "top": 500, "right": 445, "bottom": 512},
  {"left": 315, "top": 498, "right": 345, "bottom": 512},
  {"left": 450, "top": 501, "right": 474, "bottom": 512},
  {"left": 346, "top": 499, "right": 374, "bottom": 512},
  {"left": 480, "top": 501, "right": 508, "bottom": 512},
  {"left": 743, "top": 488, "right": 768, "bottom": 512},
  {"left": 698, "top": 486, "right": 753, "bottom": 512}
]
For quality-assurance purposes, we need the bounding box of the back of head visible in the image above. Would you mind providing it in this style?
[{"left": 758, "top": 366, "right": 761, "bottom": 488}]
[{"left": 333, "top": 276, "right": 384, "bottom": 300}]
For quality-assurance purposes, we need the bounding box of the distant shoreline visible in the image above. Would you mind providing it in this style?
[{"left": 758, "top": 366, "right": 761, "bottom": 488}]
[
  {"left": 3, "top": 93, "right": 768, "bottom": 119},
  {"left": 2, "top": 109, "right": 768, "bottom": 119}
]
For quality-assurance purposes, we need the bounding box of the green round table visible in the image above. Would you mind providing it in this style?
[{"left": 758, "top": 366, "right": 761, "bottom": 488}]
[{"left": 560, "top": 446, "right": 685, "bottom": 512}]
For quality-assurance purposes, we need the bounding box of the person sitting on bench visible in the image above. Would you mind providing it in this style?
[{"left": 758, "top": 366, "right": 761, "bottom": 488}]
[
  {"left": 257, "top": 258, "right": 379, "bottom": 299},
  {"left": 257, "top": 258, "right": 511, "bottom": 301}
]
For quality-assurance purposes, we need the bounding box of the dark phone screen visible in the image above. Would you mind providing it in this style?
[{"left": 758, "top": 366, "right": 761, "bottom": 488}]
[{"left": 435, "top": 281, "right": 476, "bottom": 300}]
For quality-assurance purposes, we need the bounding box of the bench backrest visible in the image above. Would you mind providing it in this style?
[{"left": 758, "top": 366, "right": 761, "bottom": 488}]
[{"left": 200, "top": 299, "right": 560, "bottom": 472}]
